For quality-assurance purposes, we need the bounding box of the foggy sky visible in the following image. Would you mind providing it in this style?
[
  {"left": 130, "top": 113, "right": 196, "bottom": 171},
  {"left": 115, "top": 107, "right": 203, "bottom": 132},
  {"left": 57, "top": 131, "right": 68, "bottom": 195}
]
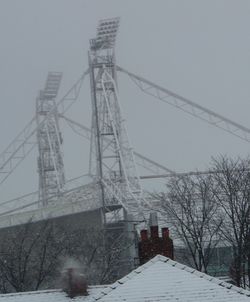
[{"left": 0, "top": 0, "right": 250, "bottom": 200}]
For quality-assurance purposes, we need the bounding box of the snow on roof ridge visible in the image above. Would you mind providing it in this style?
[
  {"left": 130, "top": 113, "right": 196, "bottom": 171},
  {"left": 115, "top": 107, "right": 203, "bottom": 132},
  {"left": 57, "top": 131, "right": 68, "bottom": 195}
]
[
  {"left": 0, "top": 285, "right": 108, "bottom": 299},
  {"left": 154, "top": 255, "right": 250, "bottom": 297},
  {"left": 0, "top": 289, "right": 61, "bottom": 298},
  {"left": 92, "top": 254, "right": 250, "bottom": 301}
]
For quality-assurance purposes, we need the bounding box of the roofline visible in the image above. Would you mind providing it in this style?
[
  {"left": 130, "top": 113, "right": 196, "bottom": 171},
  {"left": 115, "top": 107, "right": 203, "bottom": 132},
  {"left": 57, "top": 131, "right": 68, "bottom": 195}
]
[
  {"left": 92, "top": 255, "right": 250, "bottom": 301},
  {"left": 0, "top": 285, "right": 108, "bottom": 299}
]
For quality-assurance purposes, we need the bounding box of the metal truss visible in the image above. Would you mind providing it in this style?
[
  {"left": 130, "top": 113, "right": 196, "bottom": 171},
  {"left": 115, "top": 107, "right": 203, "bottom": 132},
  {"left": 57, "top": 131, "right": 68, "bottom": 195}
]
[
  {"left": 134, "top": 152, "right": 174, "bottom": 175},
  {"left": 88, "top": 18, "right": 146, "bottom": 218},
  {"left": 140, "top": 170, "right": 223, "bottom": 179},
  {"left": 0, "top": 70, "right": 89, "bottom": 187},
  {"left": 117, "top": 66, "right": 250, "bottom": 143},
  {"left": 59, "top": 114, "right": 250, "bottom": 179},
  {"left": 4, "top": 19, "right": 250, "bottom": 218},
  {"left": 0, "top": 174, "right": 95, "bottom": 217},
  {"left": 60, "top": 114, "right": 174, "bottom": 175},
  {"left": 0, "top": 184, "right": 101, "bottom": 229},
  {"left": 0, "top": 118, "right": 37, "bottom": 185},
  {"left": 36, "top": 72, "right": 65, "bottom": 206}
]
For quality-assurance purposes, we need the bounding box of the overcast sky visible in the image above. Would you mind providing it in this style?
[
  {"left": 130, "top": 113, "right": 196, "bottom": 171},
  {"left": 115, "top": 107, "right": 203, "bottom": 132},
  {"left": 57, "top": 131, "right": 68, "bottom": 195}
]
[{"left": 0, "top": 0, "right": 250, "bottom": 200}]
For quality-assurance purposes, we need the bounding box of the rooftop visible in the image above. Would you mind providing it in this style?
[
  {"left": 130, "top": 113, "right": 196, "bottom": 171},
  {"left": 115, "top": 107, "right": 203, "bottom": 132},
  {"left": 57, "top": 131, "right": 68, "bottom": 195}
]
[
  {"left": 0, "top": 286, "right": 105, "bottom": 302},
  {"left": 93, "top": 255, "right": 250, "bottom": 302},
  {"left": 1, "top": 256, "right": 250, "bottom": 302}
]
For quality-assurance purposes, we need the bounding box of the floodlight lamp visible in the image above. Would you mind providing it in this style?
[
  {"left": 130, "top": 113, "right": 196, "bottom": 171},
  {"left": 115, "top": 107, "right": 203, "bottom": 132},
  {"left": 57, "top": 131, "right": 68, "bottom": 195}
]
[
  {"left": 43, "top": 72, "right": 62, "bottom": 99},
  {"left": 91, "top": 17, "right": 120, "bottom": 50}
]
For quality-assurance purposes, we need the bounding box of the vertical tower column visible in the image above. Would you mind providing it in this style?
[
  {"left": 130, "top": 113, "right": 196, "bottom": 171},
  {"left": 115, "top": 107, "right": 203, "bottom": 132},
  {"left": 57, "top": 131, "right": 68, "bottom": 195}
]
[
  {"left": 36, "top": 72, "right": 65, "bottom": 206},
  {"left": 88, "top": 18, "right": 144, "bottom": 222}
]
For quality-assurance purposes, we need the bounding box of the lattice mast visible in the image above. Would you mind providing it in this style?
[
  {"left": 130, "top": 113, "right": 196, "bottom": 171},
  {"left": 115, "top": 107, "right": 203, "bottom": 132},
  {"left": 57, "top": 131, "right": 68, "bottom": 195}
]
[
  {"left": 36, "top": 72, "right": 65, "bottom": 206},
  {"left": 88, "top": 18, "right": 143, "bottom": 218}
]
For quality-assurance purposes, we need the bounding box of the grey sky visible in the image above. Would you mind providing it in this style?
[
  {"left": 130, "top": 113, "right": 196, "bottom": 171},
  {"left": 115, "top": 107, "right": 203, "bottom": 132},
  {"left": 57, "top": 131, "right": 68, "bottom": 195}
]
[{"left": 0, "top": 0, "right": 250, "bottom": 200}]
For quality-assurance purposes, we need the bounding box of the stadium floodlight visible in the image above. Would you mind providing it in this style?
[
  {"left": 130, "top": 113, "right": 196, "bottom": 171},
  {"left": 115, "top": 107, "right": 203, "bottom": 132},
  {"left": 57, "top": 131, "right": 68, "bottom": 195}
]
[
  {"left": 43, "top": 72, "right": 62, "bottom": 99},
  {"left": 90, "top": 17, "right": 120, "bottom": 50}
]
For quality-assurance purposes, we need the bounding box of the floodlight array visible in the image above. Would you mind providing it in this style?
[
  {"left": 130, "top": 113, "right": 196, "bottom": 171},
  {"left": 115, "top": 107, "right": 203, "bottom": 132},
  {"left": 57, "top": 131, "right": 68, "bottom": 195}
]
[
  {"left": 43, "top": 72, "right": 62, "bottom": 99},
  {"left": 91, "top": 17, "right": 120, "bottom": 50}
]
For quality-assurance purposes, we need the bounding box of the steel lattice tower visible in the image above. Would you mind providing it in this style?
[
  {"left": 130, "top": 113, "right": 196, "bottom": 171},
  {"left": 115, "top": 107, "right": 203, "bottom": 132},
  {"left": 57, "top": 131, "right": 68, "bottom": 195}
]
[
  {"left": 36, "top": 72, "right": 65, "bottom": 206},
  {"left": 88, "top": 18, "right": 144, "bottom": 221}
]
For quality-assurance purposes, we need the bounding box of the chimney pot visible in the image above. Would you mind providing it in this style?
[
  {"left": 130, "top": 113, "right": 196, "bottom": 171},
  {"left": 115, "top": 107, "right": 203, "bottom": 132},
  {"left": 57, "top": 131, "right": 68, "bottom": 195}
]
[
  {"left": 150, "top": 225, "right": 159, "bottom": 239},
  {"left": 162, "top": 227, "right": 169, "bottom": 239},
  {"left": 140, "top": 229, "right": 148, "bottom": 241},
  {"left": 149, "top": 212, "right": 158, "bottom": 226}
]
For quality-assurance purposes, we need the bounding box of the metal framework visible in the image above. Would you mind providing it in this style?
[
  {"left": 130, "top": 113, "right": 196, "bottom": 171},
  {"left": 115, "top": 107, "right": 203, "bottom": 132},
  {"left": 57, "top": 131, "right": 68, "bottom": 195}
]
[
  {"left": 36, "top": 72, "right": 65, "bottom": 206},
  {"left": 2, "top": 17, "right": 250, "bottom": 220},
  {"left": 0, "top": 70, "right": 88, "bottom": 187},
  {"left": 60, "top": 114, "right": 174, "bottom": 175},
  {"left": 88, "top": 18, "right": 144, "bottom": 219},
  {"left": 117, "top": 66, "right": 250, "bottom": 143}
]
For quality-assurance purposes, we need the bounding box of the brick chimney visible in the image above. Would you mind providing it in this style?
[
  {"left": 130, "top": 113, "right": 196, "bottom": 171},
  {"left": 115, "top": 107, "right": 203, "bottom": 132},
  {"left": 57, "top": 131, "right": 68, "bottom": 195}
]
[
  {"left": 162, "top": 227, "right": 169, "bottom": 239},
  {"left": 150, "top": 225, "right": 159, "bottom": 239},
  {"left": 140, "top": 229, "right": 148, "bottom": 241},
  {"left": 138, "top": 212, "right": 174, "bottom": 265},
  {"left": 161, "top": 227, "right": 174, "bottom": 259}
]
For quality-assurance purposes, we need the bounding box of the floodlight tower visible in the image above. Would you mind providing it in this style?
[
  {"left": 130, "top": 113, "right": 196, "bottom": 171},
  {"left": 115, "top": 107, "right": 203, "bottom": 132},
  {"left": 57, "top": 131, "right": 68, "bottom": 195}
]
[
  {"left": 36, "top": 72, "right": 65, "bottom": 206},
  {"left": 88, "top": 18, "right": 144, "bottom": 221}
]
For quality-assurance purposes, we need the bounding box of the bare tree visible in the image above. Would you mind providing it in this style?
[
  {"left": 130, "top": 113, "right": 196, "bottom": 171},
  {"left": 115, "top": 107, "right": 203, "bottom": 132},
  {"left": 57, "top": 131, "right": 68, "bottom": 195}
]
[
  {"left": 0, "top": 219, "right": 135, "bottom": 293},
  {"left": 211, "top": 155, "right": 250, "bottom": 287},
  {"left": 154, "top": 174, "right": 222, "bottom": 273},
  {"left": 0, "top": 220, "right": 65, "bottom": 293},
  {"left": 64, "top": 227, "right": 134, "bottom": 284}
]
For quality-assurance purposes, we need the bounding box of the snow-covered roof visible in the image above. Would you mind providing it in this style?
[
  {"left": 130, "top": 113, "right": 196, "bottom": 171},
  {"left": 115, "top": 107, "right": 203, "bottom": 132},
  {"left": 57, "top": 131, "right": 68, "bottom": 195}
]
[
  {"left": 0, "top": 286, "right": 106, "bottom": 302},
  {"left": 92, "top": 255, "right": 250, "bottom": 302},
  {"left": 2, "top": 256, "right": 250, "bottom": 302}
]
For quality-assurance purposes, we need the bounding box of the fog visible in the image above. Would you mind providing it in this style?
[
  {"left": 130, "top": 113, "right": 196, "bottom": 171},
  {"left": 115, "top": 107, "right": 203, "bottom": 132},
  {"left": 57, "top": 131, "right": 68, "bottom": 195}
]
[{"left": 0, "top": 0, "right": 250, "bottom": 200}]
